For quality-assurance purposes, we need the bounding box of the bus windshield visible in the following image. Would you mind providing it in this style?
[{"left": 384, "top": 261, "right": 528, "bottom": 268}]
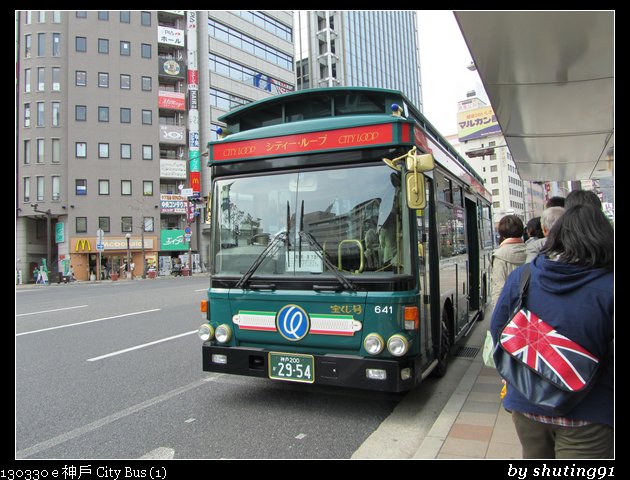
[{"left": 212, "top": 163, "right": 412, "bottom": 280}]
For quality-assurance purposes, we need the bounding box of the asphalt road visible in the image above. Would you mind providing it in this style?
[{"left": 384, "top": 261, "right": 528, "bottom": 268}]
[
  {"left": 15, "top": 276, "right": 483, "bottom": 460},
  {"left": 15, "top": 276, "right": 407, "bottom": 459}
]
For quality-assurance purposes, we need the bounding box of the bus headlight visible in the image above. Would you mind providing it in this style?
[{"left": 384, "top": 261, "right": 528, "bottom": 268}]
[
  {"left": 387, "top": 334, "right": 410, "bottom": 357},
  {"left": 364, "top": 333, "right": 385, "bottom": 355},
  {"left": 215, "top": 324, "right": 233, "bottom": 344},
  {"left": 198, "top": 324, "right": 214, "bottom": 342}
]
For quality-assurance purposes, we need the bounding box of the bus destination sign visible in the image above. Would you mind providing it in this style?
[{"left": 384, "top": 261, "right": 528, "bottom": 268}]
[{"left": 211, "top": 123, "right": 394, "bottom": 161}]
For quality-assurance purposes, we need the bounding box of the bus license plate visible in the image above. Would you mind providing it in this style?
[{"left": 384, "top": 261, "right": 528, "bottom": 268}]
[{"left": 268, "top": 352, "right": 315, "bottom": 383}]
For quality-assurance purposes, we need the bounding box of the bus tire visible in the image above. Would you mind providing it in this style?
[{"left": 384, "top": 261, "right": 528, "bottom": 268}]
[{"left": 430, "top": 311, "right": 451, "bottom": 378}]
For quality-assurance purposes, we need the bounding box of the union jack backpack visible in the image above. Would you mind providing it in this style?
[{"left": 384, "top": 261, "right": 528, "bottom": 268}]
[{"left": 493, "top": 263, "right": 607, "bottom": 416}]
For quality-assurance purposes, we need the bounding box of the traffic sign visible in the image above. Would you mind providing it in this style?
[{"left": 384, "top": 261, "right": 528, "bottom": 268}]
[
  {"left": 96, "top": 243, "right": 105, "bottom": 252},
  {"left": 96, "top": 228, "right": 105, "bottom": 243}
]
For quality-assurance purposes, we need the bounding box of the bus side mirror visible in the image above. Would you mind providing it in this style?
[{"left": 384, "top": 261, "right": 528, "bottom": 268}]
[{"left": 405, "top": 153, "right": 434, "bottom": 209}]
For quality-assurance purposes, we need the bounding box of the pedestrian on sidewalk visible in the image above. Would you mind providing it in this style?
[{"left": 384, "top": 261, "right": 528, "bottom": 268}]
[
  {"left": 490, "top": 204, "right": 614, "bottom": 459},
  {"left": 490, "top": 215, "right": 526, "bottom": 304}
]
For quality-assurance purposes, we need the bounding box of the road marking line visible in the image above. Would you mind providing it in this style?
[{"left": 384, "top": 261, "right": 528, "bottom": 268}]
[
  {"left": 139, "top": 447, "right": 175, "bottom": 459},
  {"left": 87, "top": 330, "right": 197, "bottom": 361},
  {"left": 16, "top": 309, "right": 161, "bottom": 337},
  {"left": 16, "top": 375, "right": 221, "bottom": 459},
  {"left": 194, "top": 288, "right": 207, "bottom": 292},
  {"left": 16, "top": 305, "right": 88, "bottom": 317}
]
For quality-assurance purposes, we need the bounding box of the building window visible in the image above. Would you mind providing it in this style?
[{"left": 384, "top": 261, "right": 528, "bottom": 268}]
[
  {"left": 75, "top": 142, "right": 87, "bottom": 158},
  {"left": 37, "top": 67, "right": 45, "bottom": 91},
  {"left": 52, "top": 33, "right": 61, "bottom": 57},
  {"left": 120, "top": 41, "right": 130, "bottom": 56},
  {"left": 76, "top": 11, "right": 87, "bottom": 19},
  {"left": 98, "top": 143, "right": 109, "bottom": 158},
  {"left": 121, "top": 216, "right": 133, "bottom": 232},
  {"left": 24, "top": 68, "right": 31, "bottom": 93},
  {"left": 23, "top": 177, "right": 30, "bottom": 202},
  {"left": 121, "top": 144, "right": 131, "bottom": 159},
  {"left": 37, "top": 176, "right": 45, "bottom": 201},
  {"left": 98, "top": 106, "right": 109, "bottom": 122},
  {"left": 120, "top": 74, "right": 131, "bottom": 89},
  {"left": 51, "top": 138, "right": 60, "bottom": 163},
  {"left": 76, "top": 217, "right": 87, "bottom": 233},
  {"left": 491, "top": 177, "right": 499, "bottom": 184},
  {"left": 99, "top": 179, "right": 110, "bottom": 195},
  {"left": 120, "top": 11, "right": 130, "bottom": 23},
  {"left": 52, "top": 11, "right": 61, "bottom": 23},
  {"left": 141, "top": 11, "right": 151, "bottom": 26},
  {"left": 52, "top": 67, "right": 60, "bottom": 91},
  {"left": 143, "top": 181, "right": 153, "bottom": 196},
  {"left": 121, "top": 180, "right": 132, "bottom": 195},
  {"left": 120, "top": 108, "right": 131, "bottom": 123},
  {"left": 98, "top": 11, "right": 109, "bottom": 21},
  {"left": 141, "top": 43, "right": 151, "bottom": 59},
  {"left": 142, "top": 145, "right": 152, "bottom": 160},
  {"left": 98, "top": 38, "right": 109, "bottom": 54},
  {"left": 141, "top": 76, "right": 152, "bottom": 91},
  {"left": 76, "top": 70, "right": 87, "bottom": 86},
  {"left": 24, "top": 140, "right": 30, "bottom": 164},
  {"left": 25, "top": 34, "right": 32, "bottom": 58},
  {"left": 99, "top": 217, "right": 110, "bottom": 232},
  {"left": 37, "top": 139, "right": 44, "bottom": 163},
  {"left": 75, "top": 36, "right": 87, "bottom": 52},
  {"left": 24, "top": 103, "right": 31, "bottom": 127},
  {"left": 75, "top": 105, "right": 86, "bottom": 121},
  {"left": 52, "top": 102, "right": 60, "bottom": 126},
  {"left": 38, "top": 33, "right": 45, "bottom": 56},
  {"left": 98, "top": 72, "right": 109, "bottom": 88},
  {"left": 75, "top": 179, "right": 87, "bottom": 195},
  {"left": 52, "top": 176, "right": 60, "bottom": 201},
  {"left": 143, "top": 217, "right": 154, "bottom": 232},
  {"left": 37, "top": 102, "right": 45, "bottom": 127},
  {"left": 490, "top": 165, "right": 498, "bottom": 172},
  {"left": 142, "top": 109, "right": 152, "bottom": 125}
]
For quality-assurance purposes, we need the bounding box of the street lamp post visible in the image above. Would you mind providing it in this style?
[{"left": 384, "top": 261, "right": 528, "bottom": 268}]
[
  {"left": 125, "top": 233, "right": 131, "bottom": 280},
  {"left": 31, "top": 203, "right": 52, "bottom": 277}
]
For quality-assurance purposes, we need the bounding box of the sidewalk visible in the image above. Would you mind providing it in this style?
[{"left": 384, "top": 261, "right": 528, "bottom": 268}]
[{"left": 413, "top": 342, "right": 522, "bottom": 459}]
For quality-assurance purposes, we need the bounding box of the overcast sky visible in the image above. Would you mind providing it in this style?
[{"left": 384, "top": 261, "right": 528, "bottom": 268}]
[{"left": 416, "top": 10, "right": 489, "bottom": 136}]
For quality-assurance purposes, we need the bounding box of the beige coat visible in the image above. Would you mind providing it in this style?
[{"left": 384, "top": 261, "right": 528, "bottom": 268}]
[{"left": 490, "top": 240, "right": 526, "bottom": 304}]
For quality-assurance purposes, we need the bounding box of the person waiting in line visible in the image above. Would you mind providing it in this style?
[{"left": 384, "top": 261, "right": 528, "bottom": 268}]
[
  {"left": 490, "top": 214, "right": 526, "bottom": 304},
  {"left": 545, "top": 196, "right": 565, "bottom": 208},
  {"left": 524, "top": 216, "right": 543, "bottom": 243},
  {"left": 565, "top": 189, "right": 602, "bottom": 210},
  {"left": 525, "top": 207, "right": 565, "bottom": 262},
  {"left": 490, "top": 204, "right": 614, "bottom": 458}
]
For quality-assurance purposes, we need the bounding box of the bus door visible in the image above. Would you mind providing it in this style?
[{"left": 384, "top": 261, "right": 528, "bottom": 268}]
[{"left": 465, "top": 196, "right": 481, "bottom": 313}]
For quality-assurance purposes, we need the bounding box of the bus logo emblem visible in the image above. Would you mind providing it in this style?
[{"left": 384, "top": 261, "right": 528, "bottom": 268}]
[{"left": 277, "top": 305, "right": 310, "bottom": 341}]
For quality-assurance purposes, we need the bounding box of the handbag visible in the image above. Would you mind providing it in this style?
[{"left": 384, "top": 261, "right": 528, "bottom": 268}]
[{"left": 493, "top": 263, "right": 603, "bottom": 416}]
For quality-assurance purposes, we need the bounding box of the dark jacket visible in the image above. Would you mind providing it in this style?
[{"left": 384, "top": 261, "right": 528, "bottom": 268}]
[{"left": 490, "top": 255, "right": 614, "bottom": 426}]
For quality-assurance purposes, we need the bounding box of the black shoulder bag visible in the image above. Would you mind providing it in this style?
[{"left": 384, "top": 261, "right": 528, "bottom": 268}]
[{"left": 493, "top": 263, "right": 604, "bottom": 416}]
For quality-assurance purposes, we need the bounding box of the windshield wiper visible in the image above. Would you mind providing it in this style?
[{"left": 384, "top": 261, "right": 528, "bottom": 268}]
[
  {"left": 298, "top": 200, "right": 356, "bottom": 291},
  {"left": 235, "top": 230, "right": 288, "bottom": 289}
]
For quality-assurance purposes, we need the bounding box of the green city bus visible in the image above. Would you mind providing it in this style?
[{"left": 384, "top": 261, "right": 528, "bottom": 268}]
[{"left": 198, "top": 87, "right": 494, "bottom": 392}]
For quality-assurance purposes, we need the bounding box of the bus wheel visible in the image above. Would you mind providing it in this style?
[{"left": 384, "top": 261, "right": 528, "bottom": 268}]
[{"left": 431, "top": 312, "right": 451, "bottom": 378}]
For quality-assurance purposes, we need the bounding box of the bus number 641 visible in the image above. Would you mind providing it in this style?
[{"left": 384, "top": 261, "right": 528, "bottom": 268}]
[{"left": 374, "top": 305, "right": 393, "bottom": 314}]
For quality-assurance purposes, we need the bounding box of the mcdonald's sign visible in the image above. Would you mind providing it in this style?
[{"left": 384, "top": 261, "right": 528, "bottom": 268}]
[{"left": 75, "top": 239, "right": 92, "bottom": 252}]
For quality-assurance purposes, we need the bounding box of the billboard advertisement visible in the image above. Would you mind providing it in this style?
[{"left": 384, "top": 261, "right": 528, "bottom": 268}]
[{"left": 457, "top": 106, "right": 501, "bottom": 142}]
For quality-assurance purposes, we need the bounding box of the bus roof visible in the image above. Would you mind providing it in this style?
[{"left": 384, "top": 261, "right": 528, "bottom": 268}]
[{"left": 214, "top": 86, "right": 488, "bottom": 192}]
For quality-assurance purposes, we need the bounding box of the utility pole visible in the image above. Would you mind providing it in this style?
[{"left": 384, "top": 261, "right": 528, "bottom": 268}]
[{"left": 31, "top": 203, "right": 52, "bottom": 275}]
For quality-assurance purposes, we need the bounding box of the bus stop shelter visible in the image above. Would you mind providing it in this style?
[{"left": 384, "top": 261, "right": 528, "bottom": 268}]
[{"left": 454, "top": 11, "right": 614, "bottom": 182}]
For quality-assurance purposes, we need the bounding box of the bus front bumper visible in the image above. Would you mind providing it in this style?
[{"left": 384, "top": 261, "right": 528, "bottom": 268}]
[{"left": 202, "top": 344, "right": 419, "bottom": 392}]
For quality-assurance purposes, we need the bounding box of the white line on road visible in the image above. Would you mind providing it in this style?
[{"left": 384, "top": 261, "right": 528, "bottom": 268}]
[
  {"left": 15, "top": 309, "right": 161, "bottom": 337},
  {"left": 16, "top": 305, "right": 88, "bottom": 317},
  {"left": 139, "top": 447, "right": 176, "bottom": 459},
  {"left": 87, "top": 330, "right": 197, "bottom": 361},
  {"left": 15, "top": 375, "right": 222, "bottom": 459}
]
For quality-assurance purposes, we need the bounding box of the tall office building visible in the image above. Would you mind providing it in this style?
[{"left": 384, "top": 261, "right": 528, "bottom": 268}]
[
  {"left": 294, "top": 11, "right": 422, "bottom": 110},
  {"left": 16, "top": 10, "right": 295, "bottom": 283},
  {"left": 455, "top": 94, "right": 545, "bottom": 224}
]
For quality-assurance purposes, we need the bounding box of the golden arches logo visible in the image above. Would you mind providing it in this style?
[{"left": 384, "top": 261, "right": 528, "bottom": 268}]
[{"left": 75, "top": 239, "right": 91, "bottom": 251}]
